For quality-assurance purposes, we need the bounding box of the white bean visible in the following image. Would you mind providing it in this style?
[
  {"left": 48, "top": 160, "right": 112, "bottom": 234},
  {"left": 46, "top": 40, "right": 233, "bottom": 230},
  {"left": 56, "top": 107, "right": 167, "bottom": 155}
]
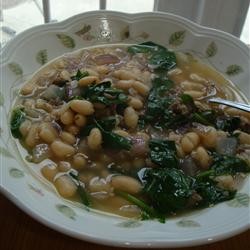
[
  {"left": 25, "top": 124, "right": 39, "bottom": 147},
  {"left": 70, "top": 100, "right": 94, "bottom": 116},
  {"left": 113, "top": 70, "right": 138, "bottom": 80},
  {"left": 74, "top": 114, "right": 87, "bottom": 127},
  {"left": 132, "top": 81, "right": 149, "bottom": 96},
  {"left": 128, "top": 96, "right": 143, "bottom": 110},
  {"left": 115, "top": 80, "right": 134, "bottom": 90},
  {"left": 39, "top": 122, "right": 58, "bottom": 144},
  {"left": 78, "top": 76, "right": 99, "bottom": 87},
  {"left": 60, "top": 109, "right": 74, "bottom": 125},
  {"left": 20, "top": 82, "right": 36, "bottom": 95},
  {"left": 41, "top": 163, "right": 58, "bottom": 182},
  {"left": 51, "top": 140, "right": 75, "bottom": 158},
  {"left": 87, "top": 128, "right": 102, "bottom": 150},
  {"left": 54, "top": 175, "right": 77, "bottom": 198},
  {"left": 191, "top": 146, "right": 211, "bottom": 169},
  {"left": 124, "top": 107, "right": 138, "bottom": 129},
  {"left": 111, "top": 175, "right": 142, "bottom": 194},
  {"left": 60, "top": 131, "right": 76, "bottom": 145},
  {"left": 181, "top": 132, "right": 200, "bottom": 154},
  {"left": 19, "top": 120, "right": 31, "bottom": 137},
  {"left": 72, "top": 154, "right": 87, "bottom": 170}
]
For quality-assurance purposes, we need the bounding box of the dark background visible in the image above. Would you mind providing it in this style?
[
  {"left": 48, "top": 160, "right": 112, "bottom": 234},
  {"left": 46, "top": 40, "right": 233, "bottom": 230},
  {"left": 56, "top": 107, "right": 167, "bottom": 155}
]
[{"left": 0, "top": 193, "right": 249, "bottom": 250}]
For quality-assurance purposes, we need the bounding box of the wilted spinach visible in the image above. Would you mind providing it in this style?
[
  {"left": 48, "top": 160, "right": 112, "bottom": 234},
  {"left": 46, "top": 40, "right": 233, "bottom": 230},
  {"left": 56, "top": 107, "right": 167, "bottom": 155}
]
[
  {"left": 197, "top": 153, "right": 250, "bottom": 179},
  {"left": 128, "top": 41, "right": 177, "bottom": 71},
  {"left": 149, "top": 139, "right": 178, "bottom": 168},
  {"left": 143, "top": 168, "right": 194, "bottom": 213},
  {"left": 10, "top": 107, "right": 26, "bottom": 138},
  {"left": 81, "top": 117, "right": 131, "bottom": 150},
  {"left": 82, "top": 81, "right": 127, "bottom": 106},
  {"left": 194, "top": 180, "right": 236, "bottom": 207},
  {"left": 71, "top": 70, "right": 89, "bottom": 81},
  {"left": 69, "top": 171, "right": 91, "bottom": 207}
]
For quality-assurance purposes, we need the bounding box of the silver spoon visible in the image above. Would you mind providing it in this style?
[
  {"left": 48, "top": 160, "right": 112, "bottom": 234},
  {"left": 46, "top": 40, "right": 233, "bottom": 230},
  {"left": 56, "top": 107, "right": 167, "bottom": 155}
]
[{"left": 209, "top": 98, "right": 250, "bottom": 112}]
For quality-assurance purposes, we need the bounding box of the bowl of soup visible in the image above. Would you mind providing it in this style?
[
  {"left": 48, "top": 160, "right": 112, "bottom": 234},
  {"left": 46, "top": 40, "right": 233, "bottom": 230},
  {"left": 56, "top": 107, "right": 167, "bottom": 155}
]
[{"left": 0, "top": 11, "right": 249, "bottom": 248}]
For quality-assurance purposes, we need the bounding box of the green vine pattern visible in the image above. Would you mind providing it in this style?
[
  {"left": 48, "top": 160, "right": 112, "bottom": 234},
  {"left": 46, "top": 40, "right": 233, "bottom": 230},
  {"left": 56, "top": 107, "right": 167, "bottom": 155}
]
[
  {"left": 226, "top": 64, "right": 243, "bottom": 76},
  {"left": 9, "top": 168, "right": 24, "bottom": 178},
  {"left": 169, "top": 30, "right": 186, "bottom": 46},
  {"left": 116, "top": 220, "right": 142, "bottom": 228},
  {"left": 0, "top": 91, "right": 4, "bottom": 106},
  {"left": 8, "top": 62, "right": 23, "bottom": 76},
  {"left": 56, "top": 204, "right": 76, "bottom": 220},
  {"left": 176, "top": 219, "right": 201, "bottom": 228},
  {"left": 56, "top": 34, "right": 75, "bottom": 48},
  {"left": 0, "top": 146, "right": 13, "bottom": 158},
  {"left": 75, "top": 24, "right": 95, "bottom": 41},
  {"left": 206, "top": 42, "right": 217, "bottom": 57},
  {"left": 36, "top": 49, "right": 48, "bottom": 65},
  {"left": 227, "top": 193, "right": 250, "bottom": 207}
]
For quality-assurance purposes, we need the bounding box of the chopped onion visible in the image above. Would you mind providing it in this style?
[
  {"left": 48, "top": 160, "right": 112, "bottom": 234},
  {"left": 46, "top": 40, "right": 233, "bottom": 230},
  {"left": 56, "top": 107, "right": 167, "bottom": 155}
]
[
  {"left": 180, "top": 157, "right": 198, "bottom": 176},
  {"left": 216, "top": 137, "right": 237, "bottom": 155},
  {"left": 130, "top": 136, "right": 149, "bottom": 156},
  {"left": 41, "top": 84, "right": 65, "bottom": 100},
  {"left": 31, "top": 144, "right": 51, "bottom": 163}
]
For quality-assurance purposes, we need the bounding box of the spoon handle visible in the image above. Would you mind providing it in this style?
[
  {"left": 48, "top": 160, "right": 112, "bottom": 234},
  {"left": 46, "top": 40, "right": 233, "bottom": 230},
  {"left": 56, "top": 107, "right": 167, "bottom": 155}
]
[{"left": 209, "top": 98, "right": 250, "bottom": 112}]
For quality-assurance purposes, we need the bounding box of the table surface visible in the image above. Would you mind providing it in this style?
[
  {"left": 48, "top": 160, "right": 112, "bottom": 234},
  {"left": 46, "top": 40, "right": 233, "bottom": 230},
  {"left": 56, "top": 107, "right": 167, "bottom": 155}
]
[{"left": 0, "top": 194, "right": 249, "bottom": 250}]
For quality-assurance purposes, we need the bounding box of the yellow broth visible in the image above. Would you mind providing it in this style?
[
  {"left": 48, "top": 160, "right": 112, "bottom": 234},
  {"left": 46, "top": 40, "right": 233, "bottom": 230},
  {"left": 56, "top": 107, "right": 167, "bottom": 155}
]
[{"left": 12, "top": 44, "right": 250, "bottom": 219}]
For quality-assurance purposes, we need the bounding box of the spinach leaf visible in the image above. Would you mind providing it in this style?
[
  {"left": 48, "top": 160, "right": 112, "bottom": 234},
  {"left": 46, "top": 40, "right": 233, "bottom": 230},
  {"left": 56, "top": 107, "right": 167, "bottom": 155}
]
[
  {"left": 80, "top": 116, "right": 131, "bottom": 150},
  {"left": 127, "top": 41, "right": 165, "bottom": 54},
  {"left": 82, "top": 81, "right": 127, "bottom": 106},
  {"left": 149, "top": 50, "right": 176, "bottom": 70},
  {"left": 194, "top": 180, "right": 236, "bottom": 207},
  {"left": 71, "top": 70, "right": 89, "bottom": 81},
  {"left": 127, "top": 41, "right": 177, "bottom": 71},
  {"left": 143, "top": 168, "right": 194, "bottom": 213},
  {"left": 89, "top": 118, "right": 132, "bottom": 150},
  {"left": 69, "top": 171, "right": 91, "bottom": 207},
  {"left": 190, "top": 109, "right": 241, "bottom": 133},
  {"left": 149, "top": 139, "right": 178, "bottom": 168},
  {"left": 97, "top": 116, "right": 117, "bottom": 131},
  {"left": 216, "top": 116, "right": 241, "bottom": 133},
  {"left": 10, "top": 107, "right": 26, "bottom": 138},
  {"left": 144, "top": 76, "right": 175, "bottom": 126},
  {"left": 114, "top": 190, "right": 165, "bottom": 222},
  {"left": 197, "top": 153, "right": 250, "bottom": 179}
]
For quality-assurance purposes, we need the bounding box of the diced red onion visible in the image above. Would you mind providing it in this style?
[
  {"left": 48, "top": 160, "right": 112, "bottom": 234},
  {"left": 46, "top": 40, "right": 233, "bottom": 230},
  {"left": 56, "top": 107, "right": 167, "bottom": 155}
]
[{"left": 94, "top": 54, "right": 120, "bottom": 65}]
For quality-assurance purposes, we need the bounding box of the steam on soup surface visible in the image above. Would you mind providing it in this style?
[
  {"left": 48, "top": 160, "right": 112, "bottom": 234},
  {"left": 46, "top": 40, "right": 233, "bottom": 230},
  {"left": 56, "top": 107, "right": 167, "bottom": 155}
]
[{"left": 11, "top": 42, "right": 250, "bottom": 221}]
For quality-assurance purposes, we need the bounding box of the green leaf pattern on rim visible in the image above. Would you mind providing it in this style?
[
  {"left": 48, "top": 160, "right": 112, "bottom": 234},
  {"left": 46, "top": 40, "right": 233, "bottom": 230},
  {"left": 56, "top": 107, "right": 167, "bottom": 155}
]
[
  {"left": 8, "top": 62, "right": 23, "bottom": 76},
  {"left": 36, "top": 49, "right": 48, "bottom": 65},
  {"left": 169, "top": 31, "right": 186, "bottom": 46},
  {"left": 116, "top": 220, "right": 142, "bottom": 228},
  {"left": 9, "top": 168, "right": 24, "bottom": 178},
  {"left": 120, "top": 25, "right": 130, "bottom": 40},
  {"left": 206, "top": 41, "right": 217, "bottom": 57},
  {"left": 56, "top": 204, "right": 76, "bottom": 220},
  {"left": 226, "top": 64, "right": 243, "bottom": 76},
  {"left": 176, "top": 219, "right": 201, "bottom": 228},
  {"left": 75, "top": 24, "right": 92, "bottom": 36},
  {"left": 0, "top": 91, "right": 4, "bottom": 106},
  {"left": 227, "top": 193, "right": 250, "bottom": 207},
  {"left": 0, "top": 146, "right": 13, "bottom": 158},
  {"left": 56, "top": 34, "right": 75, "bottom": 48}
]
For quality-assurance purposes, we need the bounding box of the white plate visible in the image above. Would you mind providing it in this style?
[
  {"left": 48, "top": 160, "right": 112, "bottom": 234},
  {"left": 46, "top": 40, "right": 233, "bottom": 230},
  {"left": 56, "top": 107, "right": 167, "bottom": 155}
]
[{"left": 0, "top": 11, "right": 249, "bottom": 248}]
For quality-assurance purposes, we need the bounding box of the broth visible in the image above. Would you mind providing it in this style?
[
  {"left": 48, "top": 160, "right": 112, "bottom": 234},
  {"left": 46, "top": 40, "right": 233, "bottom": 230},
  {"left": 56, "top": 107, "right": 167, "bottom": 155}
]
[{"left": 11, "top": 43, "right": 250, "bottom": 220}]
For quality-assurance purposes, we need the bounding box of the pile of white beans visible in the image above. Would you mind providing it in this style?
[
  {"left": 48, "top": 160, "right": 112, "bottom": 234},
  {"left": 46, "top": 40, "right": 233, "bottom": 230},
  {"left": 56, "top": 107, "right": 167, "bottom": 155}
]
[{"left": 14, "top": 46, "right": 250, "bottom": 217}]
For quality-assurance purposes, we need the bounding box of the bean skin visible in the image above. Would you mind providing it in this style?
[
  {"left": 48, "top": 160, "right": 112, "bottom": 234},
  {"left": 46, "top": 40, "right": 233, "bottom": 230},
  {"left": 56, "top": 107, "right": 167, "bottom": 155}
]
[
  {"left": 111, "top": 175, "right": 142, "bottom": 194},
  {"left": 70, "top": 100, "right": 94, "bottom": 116},
  {"left": 51, "top": 140, "right": 75, "bottom": 158}
]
